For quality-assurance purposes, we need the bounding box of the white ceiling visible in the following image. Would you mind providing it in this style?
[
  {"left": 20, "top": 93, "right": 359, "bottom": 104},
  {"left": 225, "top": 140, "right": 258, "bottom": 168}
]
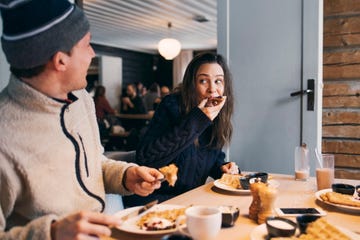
[{"left": 83, "top": 0, "right": 217, "bottom": 54}]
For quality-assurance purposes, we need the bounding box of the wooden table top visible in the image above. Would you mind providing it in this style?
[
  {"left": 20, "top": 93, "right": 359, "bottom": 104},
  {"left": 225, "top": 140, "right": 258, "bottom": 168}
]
[{"left": 109, "top": 174, "right": 360, "bottom": 240}]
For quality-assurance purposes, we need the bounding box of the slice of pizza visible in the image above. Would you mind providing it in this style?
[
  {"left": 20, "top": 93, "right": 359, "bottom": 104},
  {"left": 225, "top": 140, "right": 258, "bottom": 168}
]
[{"left": 159, "top": 164, "right": 178, "bottom": 187}]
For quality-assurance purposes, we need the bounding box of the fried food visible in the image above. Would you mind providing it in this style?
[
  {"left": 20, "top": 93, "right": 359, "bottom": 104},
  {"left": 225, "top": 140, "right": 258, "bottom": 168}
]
[
  {"left": 159, "top": 164, "right": 178, "bottom": 187},
  {"left": 219, "top": 173, "right": 243, "bottom": 189},
  {"left": 136, "top": 207, "right": 186, "bottom": 231},
  {"left": 320, "top": 191, "right": 360, "bottom": 207},
  {"left": 272, "top": 218, "right": 351, "bottom": 240},
  {"left": 296, "top": 218, "right": 351, "bottom": 240}
]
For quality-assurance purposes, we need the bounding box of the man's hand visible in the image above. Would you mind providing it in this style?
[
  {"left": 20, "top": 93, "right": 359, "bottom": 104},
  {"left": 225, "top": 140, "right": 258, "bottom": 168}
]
[
  {"left": 198, "top": 96, "right": 226, "bottom": 121},
  {"left": 51, "top": 211, "right": 122, "bottom": 240},
  {"left": 124, "top": 166, "right": 163, "bottom": 196}
]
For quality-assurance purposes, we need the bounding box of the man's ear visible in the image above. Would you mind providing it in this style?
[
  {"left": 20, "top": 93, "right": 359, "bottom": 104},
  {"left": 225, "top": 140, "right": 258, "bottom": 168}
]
[{"left": 52, "top": 52, "right": 69, "bottom": 71}]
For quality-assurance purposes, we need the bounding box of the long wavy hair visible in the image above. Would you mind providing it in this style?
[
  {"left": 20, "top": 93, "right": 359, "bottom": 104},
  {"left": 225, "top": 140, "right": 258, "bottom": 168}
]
[{"left": 177, "top": 52, "right": 234, "bottom": 149}]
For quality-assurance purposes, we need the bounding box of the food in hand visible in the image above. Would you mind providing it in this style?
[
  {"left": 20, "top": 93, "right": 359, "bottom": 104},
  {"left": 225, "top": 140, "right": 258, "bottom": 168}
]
[
  {"left": 320, "top": 191, "right": 360, "bottom": 207},
  {"left": 137, "top": 207, "right": 186, "bottom": 231},
  {"left": 159, "top": 164, "right": 178, "bottom": 187},
  {"left": 219, "top": 173, "right": 243, "bottom": 189},
  {"left": 205, "top": 96, "right": 223, "bottom": 107}
]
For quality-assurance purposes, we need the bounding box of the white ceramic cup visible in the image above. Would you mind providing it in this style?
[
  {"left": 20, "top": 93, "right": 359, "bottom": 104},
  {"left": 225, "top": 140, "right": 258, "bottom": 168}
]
[
  {"left": 316, "top": 154, "right": 335, "bottom": 190},
  {"left": 177, "top": 206, "right": 221, "bottom": 240}
]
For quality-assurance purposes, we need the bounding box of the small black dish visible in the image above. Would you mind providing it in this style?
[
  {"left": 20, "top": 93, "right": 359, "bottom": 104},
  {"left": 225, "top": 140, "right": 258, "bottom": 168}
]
[
  {"left": 161, "top": 234, "right": 192, "bottom": 240},
  {"left": 266, "top": 216, "right": 297, "bottom": 237},
  {"left": 296, "top": 215, "right": 321, "bottom": 234},
  {"left": 356, "top": 185, "right": 360, "bottom": 198},
  {"left": 240, "top": 172, "right": 268, "bottom": 190},
  {"left": 219, "top": 205, "right": 240, "bottom": 227},
  {"left": 332, "top": 183, "right": 355, "bottom": 195}
]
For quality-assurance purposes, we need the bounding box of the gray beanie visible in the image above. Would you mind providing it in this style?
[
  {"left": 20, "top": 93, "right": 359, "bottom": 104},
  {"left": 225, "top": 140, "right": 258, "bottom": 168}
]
[{"left": 0, "top": 0, "right": 90, "bottom": 69}]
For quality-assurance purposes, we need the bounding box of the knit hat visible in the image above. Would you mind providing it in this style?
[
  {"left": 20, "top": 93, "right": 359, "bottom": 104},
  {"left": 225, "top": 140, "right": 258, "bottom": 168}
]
[{"left": 0, "top": 0, "right": 89, "bottom": 69}]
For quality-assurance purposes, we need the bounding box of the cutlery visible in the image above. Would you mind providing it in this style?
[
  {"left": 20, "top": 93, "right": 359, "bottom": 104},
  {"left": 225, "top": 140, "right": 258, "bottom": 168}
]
[{"left": 121, "top": 199, "right": 158, "bottom": 221}]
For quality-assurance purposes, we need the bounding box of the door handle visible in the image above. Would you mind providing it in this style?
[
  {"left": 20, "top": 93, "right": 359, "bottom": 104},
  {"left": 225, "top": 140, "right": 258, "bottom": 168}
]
[
  {"left": 290, "top": 79, "right": 315, "bottom": 111},
  {"left": 290, "top": 89, "right": 313, "bottom": 97}
]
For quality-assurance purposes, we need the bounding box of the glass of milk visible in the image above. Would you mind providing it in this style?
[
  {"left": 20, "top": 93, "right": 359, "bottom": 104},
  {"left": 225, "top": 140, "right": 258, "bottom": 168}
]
[{"left": 316, "top": 154, "right": 334, "bottom": 190}]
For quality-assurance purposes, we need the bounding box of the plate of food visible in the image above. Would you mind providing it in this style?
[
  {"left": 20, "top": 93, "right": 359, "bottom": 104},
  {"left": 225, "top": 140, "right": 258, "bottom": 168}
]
[
  {"left": 214, "top": 173, "right": 279, "bottom": 194},
  {"left": 115, "top": 204, "right": 186, "bottom": 235},
  {"left": 315, "top": 188, "right": 360, "bottom": 213},
  {"left": 250, "top": 222, "right": 359, "bottom": 240}
]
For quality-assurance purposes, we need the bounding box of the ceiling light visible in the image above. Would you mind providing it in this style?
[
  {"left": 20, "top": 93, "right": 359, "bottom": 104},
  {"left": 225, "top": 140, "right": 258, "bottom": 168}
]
[{"left": 158, "top": 22, "right": 181, "bottom": 60}]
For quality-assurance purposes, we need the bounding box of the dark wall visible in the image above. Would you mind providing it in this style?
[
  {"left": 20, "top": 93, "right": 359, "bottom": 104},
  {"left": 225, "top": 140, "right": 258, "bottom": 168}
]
[{"left": 91, "top": 43, "right": 173, "bottom": 90}]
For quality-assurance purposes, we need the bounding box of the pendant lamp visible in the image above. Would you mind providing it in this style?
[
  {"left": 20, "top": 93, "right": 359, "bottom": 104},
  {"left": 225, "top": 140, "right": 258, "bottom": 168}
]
[{"left": 158, "top": 22, "right": 181, "bottom": 60}]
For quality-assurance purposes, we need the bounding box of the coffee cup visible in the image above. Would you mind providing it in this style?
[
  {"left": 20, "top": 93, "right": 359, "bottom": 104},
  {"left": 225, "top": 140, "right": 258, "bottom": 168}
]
[
  {"left": 316, "top": 154, "right": 334, "bottom": 190},
  {"left": 177, "top": 206, "right": 221, "bottom": 240}
]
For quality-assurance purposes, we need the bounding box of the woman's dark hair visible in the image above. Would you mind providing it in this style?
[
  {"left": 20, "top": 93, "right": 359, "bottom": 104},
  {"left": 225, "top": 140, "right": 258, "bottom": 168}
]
[
  {"left": 94, "top": 85, "right": 106, "bottom": 101},
  {"left": 179, "top": 52, "right": 234, "bottom": 148}
]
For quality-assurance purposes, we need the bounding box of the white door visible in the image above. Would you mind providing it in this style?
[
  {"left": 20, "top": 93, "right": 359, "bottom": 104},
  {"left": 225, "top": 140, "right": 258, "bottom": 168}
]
[{"left": 217, "top": 0, "right": 323, "bottom": 175}]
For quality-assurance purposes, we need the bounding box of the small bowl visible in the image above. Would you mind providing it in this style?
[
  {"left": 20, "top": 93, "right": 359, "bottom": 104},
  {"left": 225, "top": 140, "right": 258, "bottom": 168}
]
[
  {"left": 219, "top": 205, "right": 240, "bottom": 227},
  {"left": 161, "top": 234, "right": 192, "bottom": 240},
  {"left": 332, "top": 183, "right": 355, "bottom": 195},
  {"left": 356, "top": 185, "right": 360, "bottom": 198},
  {"left": 240, "top": 172, "right": 268, "bottom": 190},
  {"left": 266, "top": 217, "right": 297, "bottom": 237},
  {"left": 296, "top": 215, "right": 321, "bottom": 234}
]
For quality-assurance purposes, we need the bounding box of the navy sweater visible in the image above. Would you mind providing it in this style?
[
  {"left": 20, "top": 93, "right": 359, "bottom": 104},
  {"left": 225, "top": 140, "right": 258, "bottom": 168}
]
[{"left": 123, "top": 93, "right": 225, "bottom": 207}]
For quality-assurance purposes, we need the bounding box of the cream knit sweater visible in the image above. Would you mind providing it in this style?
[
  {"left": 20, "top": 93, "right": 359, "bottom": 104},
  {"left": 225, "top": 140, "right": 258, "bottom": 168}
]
[{"left": 0, "top": 75, "right": 136, "bottom": 239}]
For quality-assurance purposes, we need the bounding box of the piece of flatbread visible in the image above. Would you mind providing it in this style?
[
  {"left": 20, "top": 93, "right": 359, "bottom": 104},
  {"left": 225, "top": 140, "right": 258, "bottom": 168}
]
[
  {"left": 159, "top": 164, "right": 178, "bottom": 187},
  {"left": 320, "top": 191, "right": 360, "bottom": 207}
]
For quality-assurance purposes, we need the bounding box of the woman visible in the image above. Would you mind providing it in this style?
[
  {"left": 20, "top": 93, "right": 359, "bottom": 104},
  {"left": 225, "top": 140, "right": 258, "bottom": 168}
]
[
  {"left": 93, "top": 85, "right": 115, "bottom": 121},
  {"left": 123, "top": 52, "right": 238, "bottom": 207},
  {"left": 93, "top": 85, "right": 115, "bottom": 139}
]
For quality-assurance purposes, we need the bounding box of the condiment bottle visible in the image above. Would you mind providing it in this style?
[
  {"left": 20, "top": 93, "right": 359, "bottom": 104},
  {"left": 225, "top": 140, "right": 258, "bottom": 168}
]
[
  {"left": 249, "top": 181, "right": 266, "bottom": 222},
  {"left": 257, "top": 186, "right": 277, "bottom": 224}
]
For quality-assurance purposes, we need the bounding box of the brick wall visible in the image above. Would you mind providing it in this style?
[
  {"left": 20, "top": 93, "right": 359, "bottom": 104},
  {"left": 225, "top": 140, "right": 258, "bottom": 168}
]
[{"left": 323, "top": 0, "right": 360, "bottom": 179}]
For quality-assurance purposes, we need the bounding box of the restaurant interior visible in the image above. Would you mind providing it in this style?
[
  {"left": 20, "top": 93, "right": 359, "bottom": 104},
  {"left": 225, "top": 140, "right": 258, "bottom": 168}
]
[
  {"left": 0, "top": 0, "right": 358, "bottom": 239},
  {"left": 80, "top": 1, "right": 360, "bottom": 239}
]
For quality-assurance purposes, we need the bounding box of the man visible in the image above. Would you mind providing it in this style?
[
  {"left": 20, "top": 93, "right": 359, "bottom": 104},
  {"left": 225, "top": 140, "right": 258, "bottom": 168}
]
[{"left": 0, "top": 0, "right": 162, "bottom": 239}]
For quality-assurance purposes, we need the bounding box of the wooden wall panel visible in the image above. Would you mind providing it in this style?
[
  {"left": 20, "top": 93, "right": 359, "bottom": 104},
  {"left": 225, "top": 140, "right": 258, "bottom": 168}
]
[
  {"left": 324, "top": 0, "right": 360, "bottom": 16},
  {"left": 323, "top": 111, "right": 360, "bottom": 124},
  {"left": 322, "top": 140, "right": 360, "bottom": 155},
  {"left": 323, "top": 125, "right": 360, "bottom": 138}
]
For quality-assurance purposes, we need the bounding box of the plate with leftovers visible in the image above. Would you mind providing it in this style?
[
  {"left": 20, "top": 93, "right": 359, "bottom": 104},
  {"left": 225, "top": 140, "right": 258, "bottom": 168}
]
[
  {"left": 115, "top": 204, "right": 186, "bottom": 235},
  {"left": 250, "top": 222, "right": 359, "bottom": 240},
  {"left": 315, "top": 188, "right": 360, "bottom": 213},
  {"left": 214, "top": 176, "right": 279, "bottom": 194},
  {"left": 213, "top": 179, "right": 251, "bottom": 193}
]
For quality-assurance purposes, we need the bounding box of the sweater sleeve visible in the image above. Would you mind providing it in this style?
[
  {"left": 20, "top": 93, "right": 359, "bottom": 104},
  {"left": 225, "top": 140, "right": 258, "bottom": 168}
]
[
  {"left": 101, "top": 155, "right": 137, "bottom": 195},
  {"left": 0, "top": 157, "right": 57, "bottom": 240},
  {"left": 136, "top": 95, "right": 213, "bottom": 168}
]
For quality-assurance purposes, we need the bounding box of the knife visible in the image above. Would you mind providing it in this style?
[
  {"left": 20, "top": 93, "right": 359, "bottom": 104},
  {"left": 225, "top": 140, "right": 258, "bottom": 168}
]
[{"left": 121, "top": 200, "right": 158, "bottom": 221}]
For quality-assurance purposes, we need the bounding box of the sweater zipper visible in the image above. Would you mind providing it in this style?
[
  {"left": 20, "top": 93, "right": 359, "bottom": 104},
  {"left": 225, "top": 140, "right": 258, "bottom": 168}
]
[{"left": 60, "top": 103, "right": 105, "bottom": 212}]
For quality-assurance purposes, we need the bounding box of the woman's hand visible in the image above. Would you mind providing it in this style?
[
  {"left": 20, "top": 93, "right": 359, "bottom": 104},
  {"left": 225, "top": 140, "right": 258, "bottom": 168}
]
[
  {"left": 124, "top": 166, "right": 163, "bottom": 196},
  {"left": 221, "top": 162, "right": 240, "bottom": 174},
  {"left": 198, "top": 96, "right": 226, "bottom": 121},
  {"left": 51, "top": 211, "right": 122, "bottom": 240}
]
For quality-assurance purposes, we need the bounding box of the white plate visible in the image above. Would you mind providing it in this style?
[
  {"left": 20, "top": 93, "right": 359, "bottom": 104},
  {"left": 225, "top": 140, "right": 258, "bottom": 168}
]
[
  {"left": 114, "top": 204, "right": 185, "bottom": 235},
  {"left": 250, "top": 223, "right": 360, "bottom": 240},
  {"left": 315, "top": 188, "right": 360, "bottom": 213},
  {"left": 213, "top": 179, "right": 280, "bottom": 194}
]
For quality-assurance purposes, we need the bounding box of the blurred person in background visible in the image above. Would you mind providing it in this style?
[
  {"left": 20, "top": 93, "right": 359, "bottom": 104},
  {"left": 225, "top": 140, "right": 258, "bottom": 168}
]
[
  {"left": 93, "top": 85, "right": 116, "bottom": 139},
  {"left": 143, "top": 82, "right": 160, "bottom": 112}
]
